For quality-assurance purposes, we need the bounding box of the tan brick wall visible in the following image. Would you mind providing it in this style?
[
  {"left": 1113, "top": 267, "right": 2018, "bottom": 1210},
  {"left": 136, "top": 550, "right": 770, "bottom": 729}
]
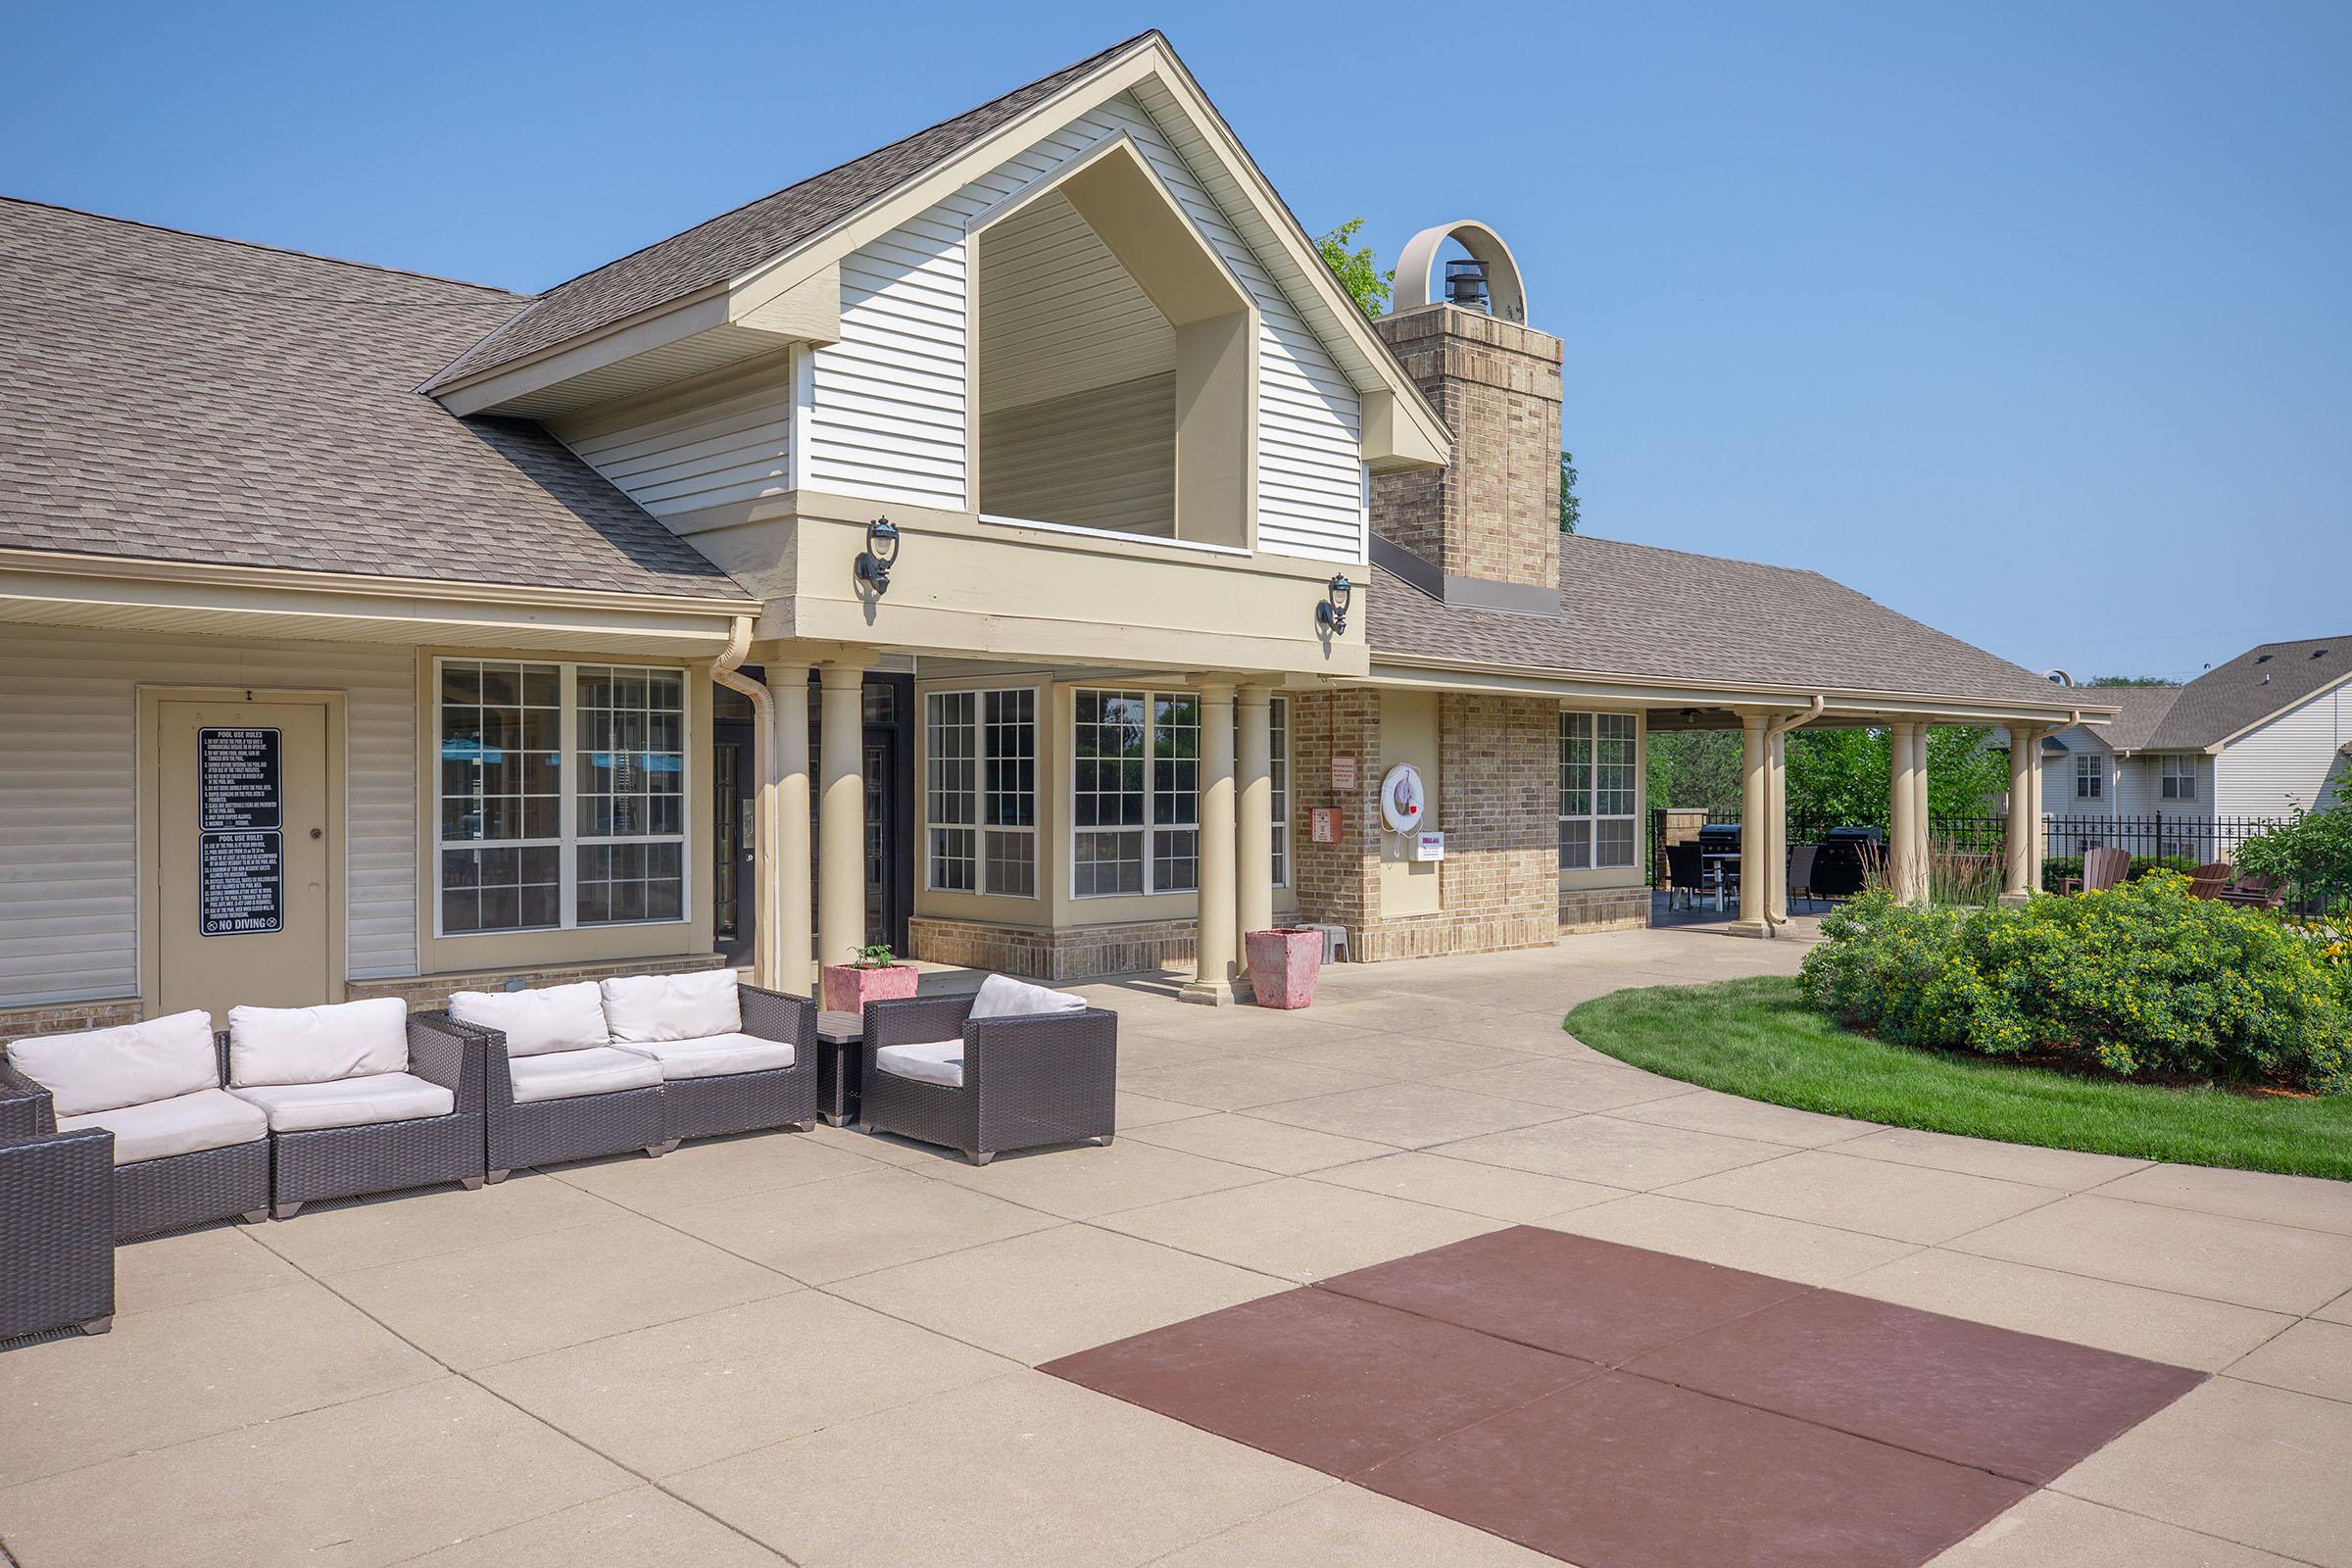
[
  {"left": 1559, "top": 887, "right": 1652, "bottom": 933},
  {"left": 1373, "top": 304, "right": 1564, "bottom": 591},
  {"left": 1, "top": 953, "right": 729, "bottom": 1042},
  {"left": 909, "top": 916, "right": 1196, "bottom": 982},
  {"left": 1289, "top": 690, "right": 1573, "bottom": 964}
]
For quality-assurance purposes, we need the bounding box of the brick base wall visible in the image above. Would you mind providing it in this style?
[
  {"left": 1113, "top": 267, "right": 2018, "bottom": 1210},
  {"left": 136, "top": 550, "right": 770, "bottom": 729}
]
[
  {"left": 909, "top": 917, "right": 1196, "bottom": 982},
  {"left": 1, "top": 953, "right": 728, "bottom": 1042},
  {"left": 1559, "top": 887, "right": 1652, "bottom": 934}
]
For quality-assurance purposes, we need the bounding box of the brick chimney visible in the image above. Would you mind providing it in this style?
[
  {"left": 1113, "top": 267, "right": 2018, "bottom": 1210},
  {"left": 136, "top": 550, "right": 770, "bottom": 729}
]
[{"left": 1372, "top": 304, "right": 1564, "bottom": 601}]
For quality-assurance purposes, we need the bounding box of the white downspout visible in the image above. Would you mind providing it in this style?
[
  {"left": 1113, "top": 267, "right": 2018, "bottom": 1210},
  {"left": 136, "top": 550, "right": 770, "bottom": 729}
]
[
  {"left": 1763, "top": 696, "right": 1826, "bottom": 927},
  {"left": 710, "top": 617, "right": 778, "bottom": 989}
]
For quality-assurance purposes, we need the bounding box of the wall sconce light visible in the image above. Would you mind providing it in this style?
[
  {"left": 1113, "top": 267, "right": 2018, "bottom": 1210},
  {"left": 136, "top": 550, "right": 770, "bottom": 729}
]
[
  {"left": 1316, "top": 573, "right": 1352, "bottom": 637},
  {"left": 855, "top": 516, "right": 900, "bottom": 595}
]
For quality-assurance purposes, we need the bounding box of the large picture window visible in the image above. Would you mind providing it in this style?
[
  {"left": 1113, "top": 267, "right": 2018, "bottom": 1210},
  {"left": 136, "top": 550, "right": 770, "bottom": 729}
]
[
  {"left": 925, "top": 688, "right": 1036, "bottom": 897},
  {"left": 436, "top": 660, "right": 687, "bottom": 936},
  {"left": 1558, "top": 711, "right": 1638, "bottom": 871},
  {"left": 1073, "top": 689, "right": 1201, "bottom": 897}
]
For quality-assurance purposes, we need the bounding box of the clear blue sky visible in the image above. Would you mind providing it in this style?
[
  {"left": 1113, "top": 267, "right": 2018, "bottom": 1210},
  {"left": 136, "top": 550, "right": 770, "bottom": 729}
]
[{"left": 7, "top": 1, "right": 2345, "bottom": 682}]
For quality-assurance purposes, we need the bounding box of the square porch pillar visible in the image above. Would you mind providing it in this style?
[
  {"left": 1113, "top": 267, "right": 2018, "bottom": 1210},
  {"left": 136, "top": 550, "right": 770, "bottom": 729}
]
[
  {"left": 1729, "top": 711, "right": 1772, "bottom": 938},
  {"left": 1182, "top": 681, "right": 1240, "bottom": 1005}
]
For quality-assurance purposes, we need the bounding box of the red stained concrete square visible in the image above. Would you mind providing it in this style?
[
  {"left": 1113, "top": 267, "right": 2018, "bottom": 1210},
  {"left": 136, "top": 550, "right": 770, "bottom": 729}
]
[
  {"left": 1040, "top": 1286, "right": 1598, "bottom": 1476},
  {"left": 1625, "top": 1288, "right": 2207, "bottom": 1484},
  {"left": 1358, "top": 1371, "right": 2034, "bottom": 1568},
  {"left": 1320, "top": 1226, "right": 1808, "bottom": 1364}
]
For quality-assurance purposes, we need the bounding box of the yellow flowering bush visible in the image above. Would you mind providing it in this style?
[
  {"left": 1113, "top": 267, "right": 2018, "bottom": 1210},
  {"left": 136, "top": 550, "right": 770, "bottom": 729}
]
[{"left": 1801, "top": 874, "right": 2352, "bottom": 1093}]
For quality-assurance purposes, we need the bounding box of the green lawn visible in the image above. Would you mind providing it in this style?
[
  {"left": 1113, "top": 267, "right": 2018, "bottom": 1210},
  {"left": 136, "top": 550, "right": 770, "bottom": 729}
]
[{"left": 1566, "top": 975, "right": 2352, "bottom": 1181}]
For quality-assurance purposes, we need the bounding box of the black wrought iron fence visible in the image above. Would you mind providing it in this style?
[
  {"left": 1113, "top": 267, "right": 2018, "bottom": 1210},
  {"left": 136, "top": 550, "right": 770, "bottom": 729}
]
[{"left": 1650, "top": 808, "right": 2287, "bottom": 887}]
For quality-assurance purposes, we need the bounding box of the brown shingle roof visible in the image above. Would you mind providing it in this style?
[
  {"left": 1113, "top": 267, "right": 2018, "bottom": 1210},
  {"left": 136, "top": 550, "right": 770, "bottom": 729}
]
[
  {"left": 0, "top": 198, "right": 746, "bottom": 598},
  {"left": 2143, "top": 636, "right": 2352, "bottom": 749},
  {"left": 1367, "top": 533, "right": 2066, "bottom": 707},
  {"left": 422, "top": 32, "right": 1158, "bottom": 393}
]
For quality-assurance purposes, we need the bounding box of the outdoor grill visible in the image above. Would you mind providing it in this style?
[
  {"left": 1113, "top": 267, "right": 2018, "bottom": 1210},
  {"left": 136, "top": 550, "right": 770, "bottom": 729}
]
[
  {"left": 1695, "top": 822, "right": 1742, "bottom": 858},
  {"left": 1812, "top": 825, "right": 1886, "bottom": 900}
]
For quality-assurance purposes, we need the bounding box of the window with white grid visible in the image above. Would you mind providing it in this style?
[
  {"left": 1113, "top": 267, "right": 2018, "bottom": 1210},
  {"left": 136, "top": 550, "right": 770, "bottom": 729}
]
[
  {"left": 1269, "top": 697, "right": 1291, "bottom": 888},
  {"left": 2161, "top": 756, "right": 2195, "bottom": 801},
  {"left": 1073, "top": 689, "right": 1206, "bottom": 897},
  {"left": 925, "top": 689, "right": 1036, "bottom": 897},
  {"left": 1559, "top": 710, "right": 1639, "bottom": 871}
]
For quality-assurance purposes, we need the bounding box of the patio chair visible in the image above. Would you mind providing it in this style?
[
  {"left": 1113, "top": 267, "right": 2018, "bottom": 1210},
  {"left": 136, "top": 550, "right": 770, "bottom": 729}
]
[
  {"left": 2061, "top": 846, "right": 2131, "bottom": 895},
  {"left": 2185, "top": 862, "right": 2233, "bottom": 900},
  {"left": 2, "top": 1010, "right": 270, "bottom": 1241},
  {"left": 1787, "top": 844, "right": 1820, "bottom": 911},
  {"left": 1664, "top": 841, "right": 1706, "bottom": 911},
  {"left": 860, "top": 975, "right": 1117, "bottom": 1165},
  {"left": 222, "top": 998, "right": 486, "bottom": 1220},
  {"left": 0, "top": 1083, "right": 115, "bottom": 1338},
  {"left": 2219, "top": 873, "right": 2286, "bottom": 910}
]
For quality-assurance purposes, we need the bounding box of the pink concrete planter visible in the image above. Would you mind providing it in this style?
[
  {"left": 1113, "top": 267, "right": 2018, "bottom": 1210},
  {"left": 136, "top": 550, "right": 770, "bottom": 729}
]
[
  {"left": 821, "top": 961, "right": 919, "bottom": 1015},
  {"left": 1246, "top": 928, "right": 1324, "bottom": 1009}
]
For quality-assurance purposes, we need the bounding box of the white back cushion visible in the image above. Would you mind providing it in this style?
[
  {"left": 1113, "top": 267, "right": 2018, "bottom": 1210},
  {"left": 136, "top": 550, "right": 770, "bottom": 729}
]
[
  {"left": 450, "top": 982, "right": 609, "bottom": 1056},
  {"left": 600, "top": 970, "right": 741, "bottom": 1045},
  {"left": 8, "top": 1009, "right": 218, "bottom": 1117},
  {"left": 228, "top": 997, "right": 409, "bottom": 1088},
  {"left": 968, "top": 973, "right": 1086, "bottom": 1020}
]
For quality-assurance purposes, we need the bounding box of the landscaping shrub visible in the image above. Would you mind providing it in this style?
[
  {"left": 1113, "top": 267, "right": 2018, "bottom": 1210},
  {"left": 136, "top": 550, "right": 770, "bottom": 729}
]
[
  {"left": 1801, "top": 874, "right": 2352, "bottom": 1093},
  {"left": 2038, "top": 855, "right": 2197, "bottom": 894},
  {"left": 2234, "top": 804, "right": 2352, "bottom": 912}
]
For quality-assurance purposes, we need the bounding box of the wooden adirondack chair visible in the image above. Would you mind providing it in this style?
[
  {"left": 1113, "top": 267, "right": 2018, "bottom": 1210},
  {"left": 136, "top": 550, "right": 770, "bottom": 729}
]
[
  {"left": 2185, "top": 862, "right": 2233, "bottom": 900},
  {"left": 2061, "top": 846, "right": 2132, "bottom": 895}
]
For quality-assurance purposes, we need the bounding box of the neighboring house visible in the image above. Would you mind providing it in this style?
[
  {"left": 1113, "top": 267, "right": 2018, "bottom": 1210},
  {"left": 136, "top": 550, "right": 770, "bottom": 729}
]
[
  {"left": 1996, "top": 642, "right": 2352, "bottom": 858},
  {"left": 0, "top": 31, "right": 2090, "bottom": 1037}
]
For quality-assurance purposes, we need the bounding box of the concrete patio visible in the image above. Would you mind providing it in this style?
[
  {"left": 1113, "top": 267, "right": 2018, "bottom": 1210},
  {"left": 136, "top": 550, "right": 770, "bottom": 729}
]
[{"left": 5, "top": 923, "right": 2350, "bottom": 1567}]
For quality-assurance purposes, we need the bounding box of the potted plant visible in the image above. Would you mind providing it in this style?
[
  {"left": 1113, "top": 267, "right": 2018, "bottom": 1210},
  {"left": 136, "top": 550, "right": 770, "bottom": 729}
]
[
  {"left": 1245, "top": 927, "right": 1324, "bottom": 1009},
  {"left": 821, "top": 942, "right": 920, "bottom": 1014}
]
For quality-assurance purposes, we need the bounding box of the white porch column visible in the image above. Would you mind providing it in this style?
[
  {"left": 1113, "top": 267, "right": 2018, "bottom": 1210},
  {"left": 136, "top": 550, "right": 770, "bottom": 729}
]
[
  {"left": 769, "top": 663, "right": 813, "bottom": 991},
  {"left": 2003, "top": 724, "right": 2037, "bottom": 902},
  {"left": 1766, "top": 727, "right": 1788, "bottom": 923},
  {"left": 1236, "top": 683, "right": 1276, "bottom": 991},
  {"left": 1731, "top": 711, "right": 1771, "bottom": 937},
  {"left": 1183, "top": 681, "right": 1240, "bottom": 1005},
  {"left": 1888, "top": 721, "right": 1921, "bottom": 902},
  {"left": 1911, "top": 723, "right": 1933, "bottom": 890},
  {"left": 2027, "top": 728, "right": 2047, "bottom": 887},
  {"left": 816, "top": 662, "right": 869, "bottom": 974}
]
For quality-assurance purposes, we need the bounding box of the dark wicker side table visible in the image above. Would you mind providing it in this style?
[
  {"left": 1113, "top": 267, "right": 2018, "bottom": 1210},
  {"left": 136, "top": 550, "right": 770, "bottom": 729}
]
[{"left": 815, "top": 1011, "right": 864, "bottom": 1128}]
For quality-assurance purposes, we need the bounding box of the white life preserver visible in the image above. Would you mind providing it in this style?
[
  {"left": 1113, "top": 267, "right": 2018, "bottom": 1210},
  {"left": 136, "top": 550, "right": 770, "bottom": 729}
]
[{"left": 1379, "top": 763, "right": 1425, "bottom": 834}]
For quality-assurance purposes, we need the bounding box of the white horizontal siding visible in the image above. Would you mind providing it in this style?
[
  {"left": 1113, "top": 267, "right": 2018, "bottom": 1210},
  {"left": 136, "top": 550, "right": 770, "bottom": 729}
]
[
  {"left": 2216, "top": 683, "right": 2351, "bottom": 816},
  {"left": 808, "top": 93, "right": 1365, "bottom": 562},
  {"left": 981, "top": 372, "right": 1175, "bottom": 536},
  {"left": 0, "top": 625, "right": 416, "bottom": 1006},
  {"left": 554, "top": 358, "right": 794, "bottom": 518},
  {"left": 977, "top": 189, "right": 1174, "bottom": 410}
]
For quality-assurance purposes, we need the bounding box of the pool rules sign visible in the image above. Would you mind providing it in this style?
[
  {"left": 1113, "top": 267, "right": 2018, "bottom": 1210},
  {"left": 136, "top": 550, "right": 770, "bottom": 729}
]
[{"left": 198, "top": 726, "right": 284, "bottom": 936}]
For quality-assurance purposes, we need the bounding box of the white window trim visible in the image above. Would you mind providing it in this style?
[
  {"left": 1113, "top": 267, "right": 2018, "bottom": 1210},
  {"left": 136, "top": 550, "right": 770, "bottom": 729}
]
[
  {"left": 431, "top": 659, "right": 691, "bottom": 939},
  {"left": 1269, "top": 696, "right": 1291, "bottom": 891},
  {"left": 923, "top": 687, "right": 1038, "bottom": 899},
  {"left": 2160, "top": 755, "right": 2196, "bottom": 801},
  {"left": 1070, "top": 688, "right": 1201, "bottom": 899},
  {"left": 2076, "top": 754, "right": 2103, "bottom": 800},
  {"left": 1558, "top": 710, "right": 1640, "bottom": 871}
]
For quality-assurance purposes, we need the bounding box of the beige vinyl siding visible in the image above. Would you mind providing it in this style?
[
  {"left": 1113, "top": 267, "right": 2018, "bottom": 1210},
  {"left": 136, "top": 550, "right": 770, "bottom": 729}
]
[
  {"left": 0, "top": 625, "right": 416, "bottom": 1006},
  {"left": 553, "top": 357, "right": 794, "bottom": 518},
  {"left": 981, "top": 371, "right": 1176, "bottom": 536},
  {"left": 809, "top": 92, "right": 1365, "bottom": 562},
  {"left": 2216, "top": 683, "right": 2351, "bottom": 817}
]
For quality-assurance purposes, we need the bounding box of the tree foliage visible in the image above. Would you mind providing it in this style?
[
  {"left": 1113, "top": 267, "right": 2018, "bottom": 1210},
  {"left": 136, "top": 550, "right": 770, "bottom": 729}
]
[
  {"left": 1559, "top": 450, "right": 1581, "bottom": 533},
  {"left": 2234, "top": 804, "right": 2352, "bottom": 914},
  {"left": 1314, "top": 218, "right": 1392, "bottom": 319},
  {"left": 1785, "top": 725, "right": 2012, "bottom": 828},
  {"left": 2084, "top": 675, "right": 2182, "bottom": 687},
  {"left": 1645, "top": 730, "right": 1740, "bottom": 813}
]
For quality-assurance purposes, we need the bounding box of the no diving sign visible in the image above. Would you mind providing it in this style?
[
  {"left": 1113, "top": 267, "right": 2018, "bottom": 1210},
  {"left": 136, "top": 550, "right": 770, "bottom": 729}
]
[{"left": 198, "top": 727, "right": 284, "bottom": 935}]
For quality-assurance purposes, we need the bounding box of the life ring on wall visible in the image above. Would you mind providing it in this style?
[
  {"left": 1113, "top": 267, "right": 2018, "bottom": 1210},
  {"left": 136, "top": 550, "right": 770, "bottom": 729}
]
[{"left": 1380, "top": 763, "right": 1426, "bottom": 835}]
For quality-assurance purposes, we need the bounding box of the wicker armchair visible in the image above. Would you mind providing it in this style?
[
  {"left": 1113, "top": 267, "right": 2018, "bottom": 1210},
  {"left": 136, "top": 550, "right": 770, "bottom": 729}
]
[
  {"left": 251, "top": 1014, "right": 488, "bottom": 1220},
  {"left": 0, "top": 1033, "right": 270, "bottom": 1242},
  {"left": 0, "top": 1090, "right": 115, "bottom": 1338},
  {"left": 859, "top": 990, "right": 1118, "bottom": 1165}
]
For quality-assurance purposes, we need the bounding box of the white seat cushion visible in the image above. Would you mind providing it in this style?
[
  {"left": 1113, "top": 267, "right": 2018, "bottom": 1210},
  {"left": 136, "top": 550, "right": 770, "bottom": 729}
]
[
  {"left": 506, "top": 1046, "right": 663, "bottom": 1105},
  {"left": 228, "top": 997, "right": 410, "bottom": 1088},
  {"left": 874, "top": 1040, "right": 964, "bottom": 1090},
  {"left": 615, "top": 1032, "right": 795, "bottom": 1081},
  {"left": 231, "top": 1072, "right": 456, "bottom": 1133},
  {"left": 967, "top": 974, "right": 1086, "bottom": 1021},
  {"left": 59, "top": 1088, "right": 267, "bottom": 1166},
  {"left": 600, "top": 969, "right": 741, "bottom": 1045},
  {"left": 448, "top": 982, "right": 609, "bottom": 1057},
  {"left": 8, "top": 1009, "right": 219, "bottom": 1117}
]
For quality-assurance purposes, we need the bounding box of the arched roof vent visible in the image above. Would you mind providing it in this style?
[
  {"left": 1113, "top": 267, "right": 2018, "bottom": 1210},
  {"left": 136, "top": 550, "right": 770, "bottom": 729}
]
[{"left": 1395, "top": 221, "right": 1529, "bottom": 323}]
